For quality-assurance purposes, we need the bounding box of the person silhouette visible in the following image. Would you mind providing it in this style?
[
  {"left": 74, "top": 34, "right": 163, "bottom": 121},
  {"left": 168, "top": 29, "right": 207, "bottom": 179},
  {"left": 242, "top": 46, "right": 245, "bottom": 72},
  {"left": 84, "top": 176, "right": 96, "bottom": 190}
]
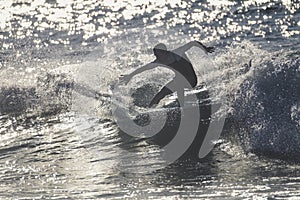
[{"left": 120, "top": 41, "right": 214, "bottom": 107}]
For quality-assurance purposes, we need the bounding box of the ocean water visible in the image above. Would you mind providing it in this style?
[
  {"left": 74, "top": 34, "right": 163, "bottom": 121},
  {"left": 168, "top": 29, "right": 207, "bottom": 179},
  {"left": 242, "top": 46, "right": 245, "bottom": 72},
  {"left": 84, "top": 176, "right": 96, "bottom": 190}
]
[{"left": 0, "top": 0, "right": 300, "bottom": 199}]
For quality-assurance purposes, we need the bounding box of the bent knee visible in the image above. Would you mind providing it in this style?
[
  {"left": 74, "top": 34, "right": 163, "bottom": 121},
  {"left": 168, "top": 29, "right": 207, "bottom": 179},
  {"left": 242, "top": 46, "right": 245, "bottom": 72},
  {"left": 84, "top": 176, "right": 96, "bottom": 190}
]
[{"left": 189, "top": 77, "right": 197, "bottom": 88}]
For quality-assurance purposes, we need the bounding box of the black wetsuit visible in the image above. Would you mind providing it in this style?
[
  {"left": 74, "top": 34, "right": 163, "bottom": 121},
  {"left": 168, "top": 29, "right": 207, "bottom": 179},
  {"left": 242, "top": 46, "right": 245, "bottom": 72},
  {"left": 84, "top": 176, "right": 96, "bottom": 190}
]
[{"left": 149, "top": 50, "right": 197, "bottom": 107}]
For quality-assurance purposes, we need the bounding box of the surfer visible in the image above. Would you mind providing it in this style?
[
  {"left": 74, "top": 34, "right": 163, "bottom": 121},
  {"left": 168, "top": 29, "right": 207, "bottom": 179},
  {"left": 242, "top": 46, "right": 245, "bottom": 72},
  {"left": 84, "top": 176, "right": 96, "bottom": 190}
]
[{"left": 120, "top": 41, "right": 214, "bottom": 107}]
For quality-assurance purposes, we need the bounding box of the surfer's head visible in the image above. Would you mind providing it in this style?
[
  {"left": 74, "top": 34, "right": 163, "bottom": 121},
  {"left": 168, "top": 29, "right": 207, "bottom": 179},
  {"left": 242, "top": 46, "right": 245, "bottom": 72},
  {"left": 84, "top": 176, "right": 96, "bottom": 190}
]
[{"left": 153, "top": 43, "right": 168, "bottom": 61}]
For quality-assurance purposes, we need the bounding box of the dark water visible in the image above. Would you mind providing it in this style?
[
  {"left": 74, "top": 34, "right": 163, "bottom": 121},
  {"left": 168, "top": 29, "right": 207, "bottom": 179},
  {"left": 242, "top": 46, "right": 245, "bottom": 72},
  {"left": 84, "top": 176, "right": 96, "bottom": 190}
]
[{"left": 0, "top": 0, "right": 300, "bottom": 199}]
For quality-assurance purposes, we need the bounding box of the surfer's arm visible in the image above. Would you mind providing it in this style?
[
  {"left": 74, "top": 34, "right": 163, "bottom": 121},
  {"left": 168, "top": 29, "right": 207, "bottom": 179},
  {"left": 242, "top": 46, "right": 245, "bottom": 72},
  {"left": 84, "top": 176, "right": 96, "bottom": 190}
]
[
  {"left": 119, "top": 61, "right": 158, "bottom": 84},
  {"left": 174, "top": 41, "right": 214, "bottom": 54},
  {"left": 130, "top": 62, "right": 158, "bottom": 76}
]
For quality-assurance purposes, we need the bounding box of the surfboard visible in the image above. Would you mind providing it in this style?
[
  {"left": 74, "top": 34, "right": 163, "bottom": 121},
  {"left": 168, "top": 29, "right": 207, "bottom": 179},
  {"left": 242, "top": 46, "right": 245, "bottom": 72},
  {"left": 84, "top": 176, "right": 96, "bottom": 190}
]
[{"left": 117, "top": 87, "right": 222, "bottom": 160}]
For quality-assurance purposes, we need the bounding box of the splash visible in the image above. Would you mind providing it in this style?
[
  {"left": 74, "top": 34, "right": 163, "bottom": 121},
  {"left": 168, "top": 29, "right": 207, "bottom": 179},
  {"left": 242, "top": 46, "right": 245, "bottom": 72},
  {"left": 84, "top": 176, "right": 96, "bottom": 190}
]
[{"left": 226, "top": 47, "right": 300, "bottom": 160}]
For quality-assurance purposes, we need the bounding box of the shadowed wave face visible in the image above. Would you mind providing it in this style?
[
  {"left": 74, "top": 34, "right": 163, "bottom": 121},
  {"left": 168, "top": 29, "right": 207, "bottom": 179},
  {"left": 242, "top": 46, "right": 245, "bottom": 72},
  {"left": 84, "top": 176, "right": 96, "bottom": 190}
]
[{"left": 230, "top": 57, "right": 300, "bottom": 161}]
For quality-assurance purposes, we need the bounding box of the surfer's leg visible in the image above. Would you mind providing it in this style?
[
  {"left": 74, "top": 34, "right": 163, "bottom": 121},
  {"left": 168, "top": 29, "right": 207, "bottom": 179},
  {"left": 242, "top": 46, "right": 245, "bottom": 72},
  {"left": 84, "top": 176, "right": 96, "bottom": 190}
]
[{"left": 149, "top": 81, "right": 175, "bottom": 107}]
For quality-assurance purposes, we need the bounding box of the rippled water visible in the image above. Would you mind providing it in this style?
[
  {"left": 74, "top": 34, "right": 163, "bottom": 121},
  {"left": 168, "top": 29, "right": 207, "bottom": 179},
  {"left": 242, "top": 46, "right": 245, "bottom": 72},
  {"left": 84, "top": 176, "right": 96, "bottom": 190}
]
[{"left": 0, "top": 0, "right": 300, "bottom": 199}]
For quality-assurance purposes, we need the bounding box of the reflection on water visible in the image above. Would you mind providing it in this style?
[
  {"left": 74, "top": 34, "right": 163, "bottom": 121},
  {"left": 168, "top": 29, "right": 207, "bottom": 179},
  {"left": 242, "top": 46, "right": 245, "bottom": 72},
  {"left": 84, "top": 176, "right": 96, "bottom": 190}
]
[
  {"left": 0, "top": 0, "right": 299, "bottom": 48},
  {"left": 1, "top": 113, "right": 300, "bottom": 199},
  {"left": 0, "top": 0, "right": 300, "bottom": 199}
]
